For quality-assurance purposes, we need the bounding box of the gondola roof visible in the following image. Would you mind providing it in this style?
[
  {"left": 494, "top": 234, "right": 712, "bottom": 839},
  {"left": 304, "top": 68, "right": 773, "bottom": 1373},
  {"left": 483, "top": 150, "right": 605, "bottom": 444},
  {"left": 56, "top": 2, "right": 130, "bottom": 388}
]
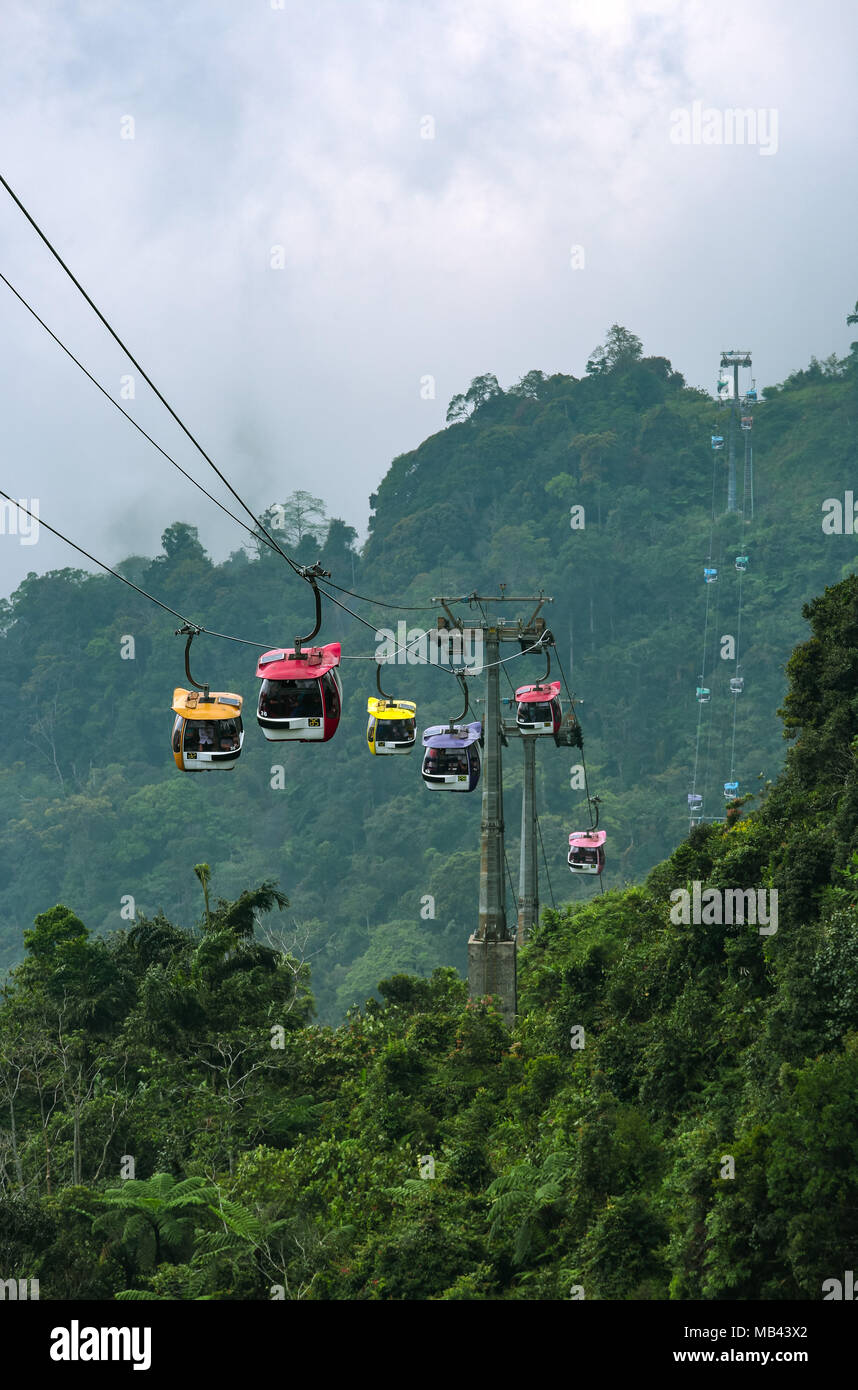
[{"left": 255, "top": 641, "right": 341, "bottom": 681}]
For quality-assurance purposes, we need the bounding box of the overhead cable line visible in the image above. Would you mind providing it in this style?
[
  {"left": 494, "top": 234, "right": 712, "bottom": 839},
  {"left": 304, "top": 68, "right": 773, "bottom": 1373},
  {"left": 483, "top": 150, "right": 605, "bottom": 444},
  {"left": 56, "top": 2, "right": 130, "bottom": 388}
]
[
  {"left": 0, "top": 266, "right": 471, "bottom": 615},
  {"left": 0, "top": 269, "right": 284, "bottom": 558},
  {"left": 689, "top": 435, "right": 722, "bottom": 822},
  {"left": 317, "top": 575, "right": 441, "bottom": 611},
  {"left": 0, "top": 489, "right": 267, "bottom": 646},
  {"left": 700, "top": 538, "right": 723, "bottom": 813},
  {"left": 0, "top": 495, "right": 486, "bottom": 686},
  {"left": 504, "top": 850, "right": 518, "bottom": 915},
  {"left": 0, "top": 176, "right": 500, "bottom": 658},
  {"left": 535, "top": 812, "right": 556, "bottom": 910},
  {"left": 0, "top": 267, "right": 466, "bottom": 643},
  {"left": 0, "top": 171, "right": 300, "bottom": 577}
]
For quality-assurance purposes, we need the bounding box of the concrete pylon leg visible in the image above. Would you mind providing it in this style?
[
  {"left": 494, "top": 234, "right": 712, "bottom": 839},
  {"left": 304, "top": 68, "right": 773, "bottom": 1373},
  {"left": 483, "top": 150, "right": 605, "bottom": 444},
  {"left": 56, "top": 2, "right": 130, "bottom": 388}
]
[
  {"left": 468, "top": 934, "right": 517, "bottom": 1029},
  {"left": 517, "top": 734, "right": 538, "bottom": 945}
]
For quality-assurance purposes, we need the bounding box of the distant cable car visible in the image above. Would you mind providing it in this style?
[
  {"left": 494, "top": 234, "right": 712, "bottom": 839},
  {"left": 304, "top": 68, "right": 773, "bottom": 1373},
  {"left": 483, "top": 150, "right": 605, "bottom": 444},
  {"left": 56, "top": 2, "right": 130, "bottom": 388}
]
[
  {"left": 171, "top": 627, "right": 244, "bottom": 772},
  {"left": 745, "top": 382, "right": 757, "bottom": 402},
  {"left": 735, "top": 554, "right": 749, "bottom": 572},
  {"left": 730, "top": 675, "right": 744, "bottom": 695},
  {"left": 711, "top": 435, "right": 725, "bottom": 451},
  {"left": 256, "top": 570, "right": 342, "bottom": 742},
  {"left": 724, "top": 780, "right": 740, "bottom": 799},
  {"left": 704, "top": 566, "right": 718, "bottom": 584},
  {"left": 515, "top": 679, "right": 562, "bottom": 735},
  {"left": 687, "top": 793, "right": 703, "bottom": 811},
  {"left": 421, "top": 674, "right": 481, "bottom": 791},
  {"left": 568, "top": 830, "right": 606, "bottom": 875},
  {"left": 741, "top": 415, "right": 753, "bottom": 431},
  {"left": 696, "top": 686, "right": 711, "bottom": 704},
  {"left": 366, "top": 665, "right": 416, "bottom": 755}
]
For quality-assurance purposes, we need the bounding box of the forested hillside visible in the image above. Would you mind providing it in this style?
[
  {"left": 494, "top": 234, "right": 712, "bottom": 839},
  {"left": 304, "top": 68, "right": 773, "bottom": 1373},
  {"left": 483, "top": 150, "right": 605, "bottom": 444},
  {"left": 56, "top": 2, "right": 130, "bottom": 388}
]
[
  {"left": 4, "top": 569, "right": 858, "bottom": 1298},
  {"left": 1, "top": 323, "right": 858, "bottom": 1023}
]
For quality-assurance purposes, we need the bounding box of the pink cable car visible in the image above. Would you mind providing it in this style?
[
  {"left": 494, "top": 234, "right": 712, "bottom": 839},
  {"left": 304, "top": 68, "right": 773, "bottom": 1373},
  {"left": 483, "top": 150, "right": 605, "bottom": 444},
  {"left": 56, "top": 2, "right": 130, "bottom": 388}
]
[
  {"left": 515, "top": 679, "right": 562, "bottom": 735},
  {"left": 568, "top": 829, "right": 606, "bottom": 875}
]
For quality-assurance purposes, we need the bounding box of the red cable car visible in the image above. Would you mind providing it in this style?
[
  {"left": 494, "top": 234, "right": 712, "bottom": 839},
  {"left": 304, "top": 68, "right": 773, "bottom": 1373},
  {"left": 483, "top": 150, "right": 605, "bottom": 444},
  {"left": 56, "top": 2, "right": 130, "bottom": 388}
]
[{"left": 256, "top": 642, "right": 342, "bottom": 742}]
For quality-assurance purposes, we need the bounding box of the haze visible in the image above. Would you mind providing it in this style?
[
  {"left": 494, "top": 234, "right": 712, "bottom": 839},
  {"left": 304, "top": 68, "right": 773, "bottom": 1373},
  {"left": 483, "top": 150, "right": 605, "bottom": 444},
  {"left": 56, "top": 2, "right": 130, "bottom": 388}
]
[{"left": 0, "top": 0, "right": 854, "bottom": 598}]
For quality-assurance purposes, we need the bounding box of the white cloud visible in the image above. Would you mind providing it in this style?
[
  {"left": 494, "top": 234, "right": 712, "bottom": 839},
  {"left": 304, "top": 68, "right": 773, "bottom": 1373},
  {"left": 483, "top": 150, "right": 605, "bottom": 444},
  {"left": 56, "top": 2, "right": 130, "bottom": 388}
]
[{"left": 0, "top": 0, "right": 855, "bottom": 599}]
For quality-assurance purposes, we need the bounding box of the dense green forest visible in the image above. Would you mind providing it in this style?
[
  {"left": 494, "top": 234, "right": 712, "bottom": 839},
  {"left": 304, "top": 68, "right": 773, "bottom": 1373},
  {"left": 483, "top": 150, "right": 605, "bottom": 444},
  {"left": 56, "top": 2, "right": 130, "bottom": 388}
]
[
  {"left": 2, "top": 320, "right": 858, "bottom": 1298},
  {"left": 1, "top": 322, "right": 857, "bottom": 1022},
  {"left": 4, "top": 567, "right": 858, "bottom": 1298}
]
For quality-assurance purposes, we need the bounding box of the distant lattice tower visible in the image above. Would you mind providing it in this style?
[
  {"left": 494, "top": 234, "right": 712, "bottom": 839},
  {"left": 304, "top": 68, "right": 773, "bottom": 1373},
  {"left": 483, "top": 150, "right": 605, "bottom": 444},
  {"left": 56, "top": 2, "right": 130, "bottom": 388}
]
[{"left": 720, "top": 351, "right": 752, "bottom": 512}]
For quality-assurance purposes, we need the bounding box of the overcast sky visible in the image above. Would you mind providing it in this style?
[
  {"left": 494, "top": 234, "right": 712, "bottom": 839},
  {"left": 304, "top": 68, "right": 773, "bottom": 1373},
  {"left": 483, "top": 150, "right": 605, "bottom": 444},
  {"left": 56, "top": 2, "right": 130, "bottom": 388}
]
[{"left": 0, "top": 0, "right": 855, "bottom": 599}]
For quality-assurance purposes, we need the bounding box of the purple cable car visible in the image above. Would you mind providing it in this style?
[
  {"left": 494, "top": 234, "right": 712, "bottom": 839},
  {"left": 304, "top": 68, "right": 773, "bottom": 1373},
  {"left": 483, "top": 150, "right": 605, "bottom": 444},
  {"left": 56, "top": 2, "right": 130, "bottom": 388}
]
[{"left": 421, "top": 721, "right": 482, "bottom": 792}]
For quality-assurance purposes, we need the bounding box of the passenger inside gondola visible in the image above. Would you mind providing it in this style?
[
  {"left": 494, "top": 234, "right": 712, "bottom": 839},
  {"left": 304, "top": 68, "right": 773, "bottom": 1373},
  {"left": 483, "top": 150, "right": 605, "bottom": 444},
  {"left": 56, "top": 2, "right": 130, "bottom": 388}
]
[
  {"left": 259, "top": 678, "right": 323, "bottom": 720},
  {"left": 218, "top": 719, "right": 241, "bottom": 750},
  {"left": 382, "top": 718, "right": 415, "bottom": 741},
  {"left": 519, "top": 701, "right": 553, "bottom": 724},
  {"left": 428, "top": 748, "right": 471, "bottom": 776},
  {"left": 569, "top": 844, "right": 600, "bottom": 868}
]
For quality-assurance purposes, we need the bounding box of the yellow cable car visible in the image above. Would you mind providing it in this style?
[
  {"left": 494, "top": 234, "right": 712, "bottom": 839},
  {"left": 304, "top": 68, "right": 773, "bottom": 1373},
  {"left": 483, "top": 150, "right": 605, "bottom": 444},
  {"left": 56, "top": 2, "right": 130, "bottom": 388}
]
[
  {"left": 366, "top": 665, "right": 417, "bottom": 755},
  {"left": 170, "top": 624, "right": 244, "bottom": 771},
  {"left": 367, "top": 696, "right": 417, "bottom": 755},
  {"left": 171, "top": 688, "right": 244, "bottom": 770}
]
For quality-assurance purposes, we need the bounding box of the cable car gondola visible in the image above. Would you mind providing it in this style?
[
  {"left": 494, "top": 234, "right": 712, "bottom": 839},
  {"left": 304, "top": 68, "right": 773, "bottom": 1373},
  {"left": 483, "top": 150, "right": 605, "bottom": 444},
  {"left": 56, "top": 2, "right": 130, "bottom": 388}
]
[
  {"left": 568, "top": 830, "right": 606, "bottom": 875},
  {"left": 704, "top": 566, "right": 718, "bottom": 584},
  {"left": 515, "top": 648, "right": 562, "bottom": 735},
  {"left": 730, "top": 675, "right": 744, "bottom": 695},
  {"left": 255, "top": 570, "right": 342, "bottom": 742},
  {"left": 724, "top": 780, "right": 740, "bottom": 799},
  {"left": 421, "top": 674, "right": 481, "bottom": 792},
  {"left": 735, "top": 554, "right": 749, "bottom": 572},
  {"left": 696, "top": 686, "right": 711, "bottom": 704},
  {"left": 741, "top": 416, "right": 753, "bottom": 432},
  {"left": 687, "top": 793, "right": 703, "bottom": 811},
  {"left": 422, "top": 723, "right": 482, "bottom": 791},
  {"left": 171, "top": 626, "right": 244, "bottom": 772},
  {"left": 711, "top": 435, "right": 725, "bottom": 451},
  {"left": 745, "top": 383, "right": 757, "bottom": 402},
  {"left": 367, "top": 665, "right": 417, "bottom": 755}
]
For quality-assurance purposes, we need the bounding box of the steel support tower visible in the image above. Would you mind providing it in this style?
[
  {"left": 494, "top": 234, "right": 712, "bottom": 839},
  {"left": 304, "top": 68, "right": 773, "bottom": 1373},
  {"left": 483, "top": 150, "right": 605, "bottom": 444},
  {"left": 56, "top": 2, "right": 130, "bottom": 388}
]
[
  {"left": 432, "top": 593, "right": 552, "bottom": 1025},
  {"left": 720, "top": 350, "right": 752, "bottom": 513}
]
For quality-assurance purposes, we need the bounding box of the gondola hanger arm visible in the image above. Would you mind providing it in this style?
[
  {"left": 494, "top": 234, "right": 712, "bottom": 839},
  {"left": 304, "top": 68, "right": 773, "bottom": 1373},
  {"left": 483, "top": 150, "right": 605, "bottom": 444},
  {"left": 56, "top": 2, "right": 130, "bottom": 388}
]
[
  {"left": 448, "top": 671, "right": 471, "bottom": 729},
  {"left": 175, "top": 623, "right": 209, "bottom": 700},
  {"left": 293, "top": 563, "right": 330, "bottom": 655},
  {"left": 376, "top": 663, "right": 393, "bottom": 701}
]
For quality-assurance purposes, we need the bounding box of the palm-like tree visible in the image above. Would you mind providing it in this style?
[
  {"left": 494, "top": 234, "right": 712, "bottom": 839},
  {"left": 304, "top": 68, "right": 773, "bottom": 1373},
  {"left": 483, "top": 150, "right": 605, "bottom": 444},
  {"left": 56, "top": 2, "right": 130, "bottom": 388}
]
[{"left": 89, "top": 1172, "right": 218, "bottom": 1271}]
